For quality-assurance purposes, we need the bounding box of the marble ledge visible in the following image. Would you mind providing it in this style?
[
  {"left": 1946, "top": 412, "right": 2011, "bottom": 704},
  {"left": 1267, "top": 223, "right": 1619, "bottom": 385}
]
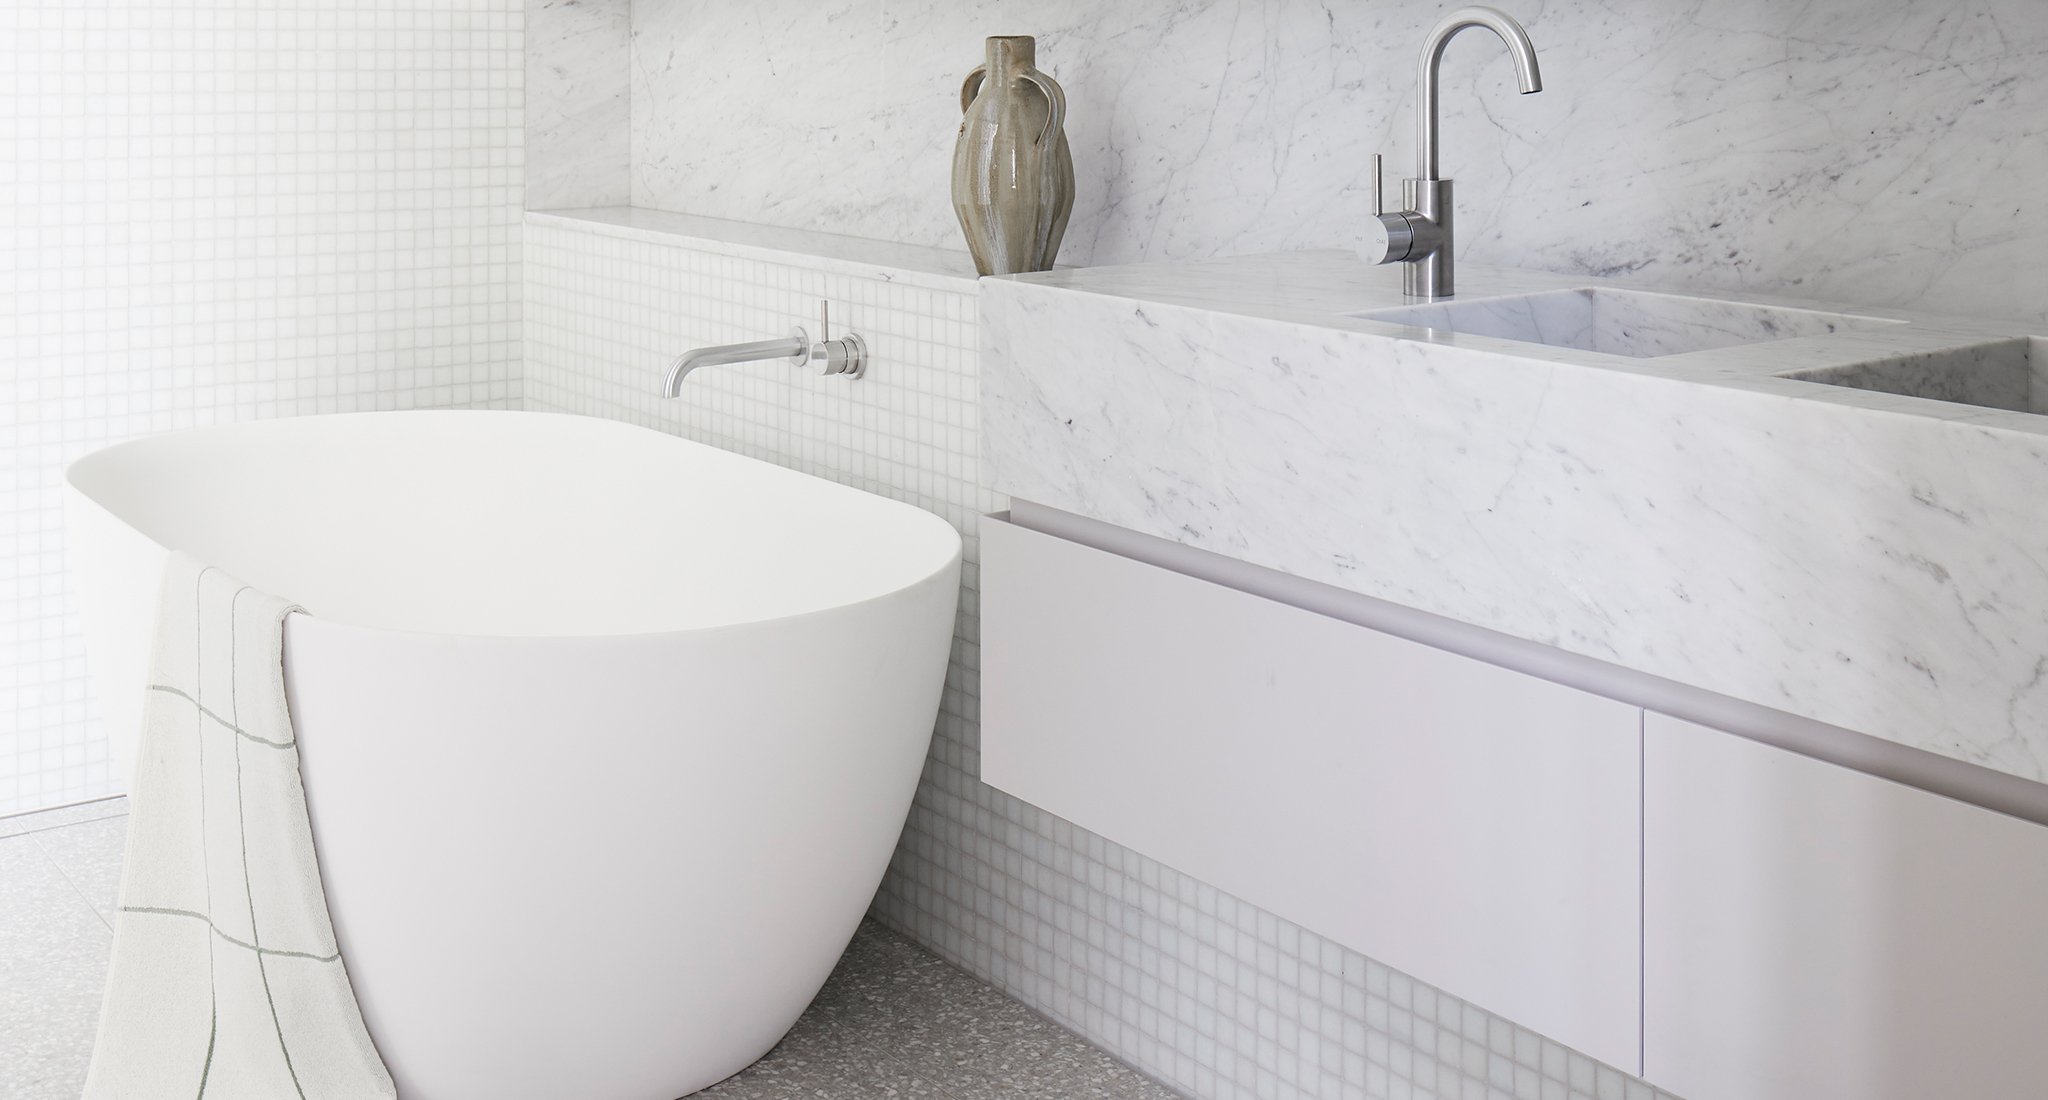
[
  {"left": 526, "top": 207, "right": 984, "bottom": 293},
  {"left": 979, "top": 251, "right": 2048, "bottom": 785}
]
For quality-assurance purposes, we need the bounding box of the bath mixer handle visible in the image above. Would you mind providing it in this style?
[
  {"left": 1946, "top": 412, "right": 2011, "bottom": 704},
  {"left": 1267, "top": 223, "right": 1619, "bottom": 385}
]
[{"left": 804, "top": 301, "right": 868, "bottom": 379}]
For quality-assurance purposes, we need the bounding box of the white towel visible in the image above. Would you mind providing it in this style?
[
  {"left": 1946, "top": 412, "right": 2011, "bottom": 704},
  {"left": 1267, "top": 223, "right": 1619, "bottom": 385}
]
[{"left": 85, "top": 554, "right": 394, "bottom": 1100}]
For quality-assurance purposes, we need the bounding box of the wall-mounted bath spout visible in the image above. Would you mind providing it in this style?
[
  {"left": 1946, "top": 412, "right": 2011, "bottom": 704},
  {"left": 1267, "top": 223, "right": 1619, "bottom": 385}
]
[
  {"left": 662, "top": 301, "right": 868, "bottom": 396},
  {"left": 663, "top": 334, "right": 809, "bottom": 395}
]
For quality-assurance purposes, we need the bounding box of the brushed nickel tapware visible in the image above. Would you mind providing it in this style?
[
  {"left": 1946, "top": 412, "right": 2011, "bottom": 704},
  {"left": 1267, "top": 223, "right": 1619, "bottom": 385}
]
[
  {"left": 1359, "top": 6, "right": 1543, "bottom": 299},
  {"left": 953, "top": 35, "right": 1074, "bottom": 275},
  {"left": 661, "top": 301, "right": 868, "bottom": 396}
]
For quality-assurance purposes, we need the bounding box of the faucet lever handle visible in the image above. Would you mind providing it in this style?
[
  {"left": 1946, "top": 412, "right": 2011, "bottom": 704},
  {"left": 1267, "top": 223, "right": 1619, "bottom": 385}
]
[{"left": 1361, "top": 154, "right": 1426, "bottom": 268}]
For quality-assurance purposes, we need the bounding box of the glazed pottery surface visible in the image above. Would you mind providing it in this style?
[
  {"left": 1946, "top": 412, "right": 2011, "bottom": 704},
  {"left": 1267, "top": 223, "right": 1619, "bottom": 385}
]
[{"left": 953, "top": 36, "right": 1074, "bottom": 275}]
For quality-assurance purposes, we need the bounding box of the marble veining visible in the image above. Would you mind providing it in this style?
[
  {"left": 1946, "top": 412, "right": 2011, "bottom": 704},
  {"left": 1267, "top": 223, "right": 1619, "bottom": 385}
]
[
  {"left": 527, "top": 0, "right": 631, "bottom": 209},
  {"left": 626, "top": 0, "right": 2048, "bottom": 324},
  {"left": 980, "top": 252, "right": 2048, "bottom": 782}
]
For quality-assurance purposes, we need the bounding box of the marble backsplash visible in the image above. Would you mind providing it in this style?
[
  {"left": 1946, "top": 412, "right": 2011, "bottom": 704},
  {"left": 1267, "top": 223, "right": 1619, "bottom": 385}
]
[{"left": 577, "top": 0, "right": 2048, "bottom": 323}]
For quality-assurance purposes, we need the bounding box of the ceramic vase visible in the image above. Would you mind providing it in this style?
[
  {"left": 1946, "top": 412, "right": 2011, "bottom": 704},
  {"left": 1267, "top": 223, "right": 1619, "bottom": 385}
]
[{"left": 952, "top": 36, "right": 1074, "bottom": 276}]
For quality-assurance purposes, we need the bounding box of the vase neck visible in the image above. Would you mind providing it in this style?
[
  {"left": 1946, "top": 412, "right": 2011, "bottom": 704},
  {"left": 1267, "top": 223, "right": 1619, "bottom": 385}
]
[{"left": 984, "top": 35, "right": 1035, "bottom": 77}]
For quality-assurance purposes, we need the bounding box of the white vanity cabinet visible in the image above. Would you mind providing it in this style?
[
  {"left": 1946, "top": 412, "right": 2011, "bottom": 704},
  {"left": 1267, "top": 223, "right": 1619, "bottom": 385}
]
[
  {"left": 1643, "top": 712, "right": 2048, "bottom": 1100},
  {"left": 980, "top": 516, "right": 1645, "bottom": 1071}
]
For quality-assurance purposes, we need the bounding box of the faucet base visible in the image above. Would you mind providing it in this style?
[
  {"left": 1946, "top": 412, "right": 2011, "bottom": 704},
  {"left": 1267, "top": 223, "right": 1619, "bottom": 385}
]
[{"left": 1402, "top": 178, "right": 1455, "bottom": 299}]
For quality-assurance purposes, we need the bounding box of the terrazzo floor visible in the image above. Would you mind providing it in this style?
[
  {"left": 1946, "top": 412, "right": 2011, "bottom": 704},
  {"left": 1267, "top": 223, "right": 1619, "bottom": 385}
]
[{"left": 0, "top": 796, "right": 1181, "bottom": 1100}]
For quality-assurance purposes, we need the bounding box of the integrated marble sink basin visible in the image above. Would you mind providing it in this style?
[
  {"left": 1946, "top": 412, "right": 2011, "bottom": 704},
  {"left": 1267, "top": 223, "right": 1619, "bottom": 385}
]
[
  {"left": 1352, "top": 287, "right": 1899, "bottom": 358},
  {"left": 1352, "top": 282, "right": 2043, "bottom": 418},
  {"left": 1778, "top": 336, "right": 2047, "bottom": 414}
]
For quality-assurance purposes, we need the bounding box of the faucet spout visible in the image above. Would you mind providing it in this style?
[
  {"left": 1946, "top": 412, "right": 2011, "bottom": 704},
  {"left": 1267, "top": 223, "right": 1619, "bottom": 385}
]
[
  {"left": 1416, "top": 6, "right": 1542, "bottom": 180},
  {"left": 660, "top": 301, "right": 871, "bottom": 395},
  {"left": 662, "top": 335, "right": 810, "bottom": 397},
  {"left": 1360, "top": 5, "right": 1541, "bottom": 298}
]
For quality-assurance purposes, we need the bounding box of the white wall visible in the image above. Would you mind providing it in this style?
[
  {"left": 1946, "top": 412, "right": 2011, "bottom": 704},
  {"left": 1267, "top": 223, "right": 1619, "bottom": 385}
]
[
  {"left": 618, "top": 0, "right": 2048, "bottom": 324},
  {"left": 0, "top": 0, "right": 524, "bottom": 815}
]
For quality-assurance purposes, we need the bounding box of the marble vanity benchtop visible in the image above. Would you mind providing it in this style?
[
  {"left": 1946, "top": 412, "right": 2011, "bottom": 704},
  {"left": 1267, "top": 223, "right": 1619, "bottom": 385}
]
[
  {"left": 979, "top": 251, "right": 2048, "bottom": 784},
  {"left": 527, "top": 207, "right": 984, "bottom": 290}
]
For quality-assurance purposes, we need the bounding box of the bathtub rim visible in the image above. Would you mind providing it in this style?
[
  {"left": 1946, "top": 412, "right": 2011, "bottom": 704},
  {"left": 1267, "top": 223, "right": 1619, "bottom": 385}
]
[{"left": 63, "top": 409, "right": 966, "bottom": 642}]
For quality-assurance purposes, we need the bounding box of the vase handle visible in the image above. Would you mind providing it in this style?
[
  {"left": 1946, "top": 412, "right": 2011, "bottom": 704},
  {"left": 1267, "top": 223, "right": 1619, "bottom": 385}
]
[
  {"left": 1019, "top": 68, "right": 1065, "bottom": 147},
  {"left": 960, "top": 66, "right": 987, "bottom": 113}
]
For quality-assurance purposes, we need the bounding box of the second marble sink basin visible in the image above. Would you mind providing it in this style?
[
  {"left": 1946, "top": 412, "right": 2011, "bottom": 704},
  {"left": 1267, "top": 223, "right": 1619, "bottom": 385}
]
[
  {"left": 1353, "top": 287, "right": 1899, "bottom": 358},
  {"left": 1778, "top": 337, "right": 2046, "bottom": 414}
]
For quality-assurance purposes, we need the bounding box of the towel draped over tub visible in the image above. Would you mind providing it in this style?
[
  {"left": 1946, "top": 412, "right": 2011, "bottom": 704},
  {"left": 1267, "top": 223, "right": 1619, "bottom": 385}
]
[{"left": 85, "top": 553, "right": 394, "bottom": 1100}]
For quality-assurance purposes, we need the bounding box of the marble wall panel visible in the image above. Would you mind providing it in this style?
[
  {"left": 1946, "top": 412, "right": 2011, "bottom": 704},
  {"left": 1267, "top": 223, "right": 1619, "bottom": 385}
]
[
  {"left": 628, "top": 0, "right": 2048, "bottom": 323},
  {"left": 529, "top": 0, "right": 632, "bottom": 208}
]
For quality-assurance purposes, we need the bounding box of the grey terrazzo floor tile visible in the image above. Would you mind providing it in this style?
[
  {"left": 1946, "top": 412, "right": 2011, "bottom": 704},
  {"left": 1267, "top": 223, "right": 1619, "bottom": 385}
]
[
  {"left": 778, "top": 921, "right": 1184, "bottom": 1100},
  {"left": 802, "top": 920, "right": 963, "bottom": 1033},
  {"left": 0, "top": 795, "right": 128, "bottom": 840},
  {"left": 698, "top": 1003, "right": 954, "bottom": 1100},
  {"left": 31, "top": 815, "right": 130, "bottom": 931},
  {"left": 0, "top": 823, "right": 1177, "bottom": 1100},
  {"left": 858, "top": 975, "right": 1167, "bottom": 1099},
  {"left": 0, "top": 833, "right": 114, "bottom": 1100}
]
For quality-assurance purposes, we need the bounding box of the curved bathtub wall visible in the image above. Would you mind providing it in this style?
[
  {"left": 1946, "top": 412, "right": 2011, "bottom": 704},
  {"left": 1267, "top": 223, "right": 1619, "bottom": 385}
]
[
  {"left": 280, "top": 580, "right": 957, "bottom": 1100},
  {"left": 66, "top": 411, "right": 963, "bottom": 1099}
]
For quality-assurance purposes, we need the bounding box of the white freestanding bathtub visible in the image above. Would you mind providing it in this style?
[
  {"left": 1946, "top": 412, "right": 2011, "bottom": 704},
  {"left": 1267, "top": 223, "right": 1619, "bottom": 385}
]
[{"left": 63, "top": 410, "right": 963, "bottom": 1100}]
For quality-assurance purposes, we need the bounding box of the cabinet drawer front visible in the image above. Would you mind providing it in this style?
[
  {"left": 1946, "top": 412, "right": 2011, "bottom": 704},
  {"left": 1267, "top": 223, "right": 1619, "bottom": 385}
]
[
  {"left": 981, "top": 516, "right": 1643, "bottom": 1070},
  {"left": 1645, "top": 712, "right": 2048, "bottom": 1100}
]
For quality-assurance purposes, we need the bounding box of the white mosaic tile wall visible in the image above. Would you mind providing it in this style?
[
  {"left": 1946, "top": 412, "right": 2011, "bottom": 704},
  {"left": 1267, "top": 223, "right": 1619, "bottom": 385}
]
[
  {"left": 0, "top": 0, "right": 525, "bottom": 815},
  {"left": 525, "top": 210, "right": 1681, "bottom": 1100}
]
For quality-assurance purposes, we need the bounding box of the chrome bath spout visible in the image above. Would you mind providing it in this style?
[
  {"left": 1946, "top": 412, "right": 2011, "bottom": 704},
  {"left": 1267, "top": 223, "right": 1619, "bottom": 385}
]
[
  {"left": 660, "top": 301, "right": 868, "bottom": 396},
  {"left": 1361, "top": 6, "right": 1543, "bottom": 300},
  {"left": 662, "top": 335, "right": 809, "bottom": 397}
]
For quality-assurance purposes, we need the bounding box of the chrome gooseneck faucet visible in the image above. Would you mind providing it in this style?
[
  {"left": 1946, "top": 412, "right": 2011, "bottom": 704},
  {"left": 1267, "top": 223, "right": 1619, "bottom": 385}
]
[
  {"left": 661, "top": 300, "right": 868, "bottom": 396},
  {"left": 1361, "top": 6, "right": 1542, "bottom": 299}
]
